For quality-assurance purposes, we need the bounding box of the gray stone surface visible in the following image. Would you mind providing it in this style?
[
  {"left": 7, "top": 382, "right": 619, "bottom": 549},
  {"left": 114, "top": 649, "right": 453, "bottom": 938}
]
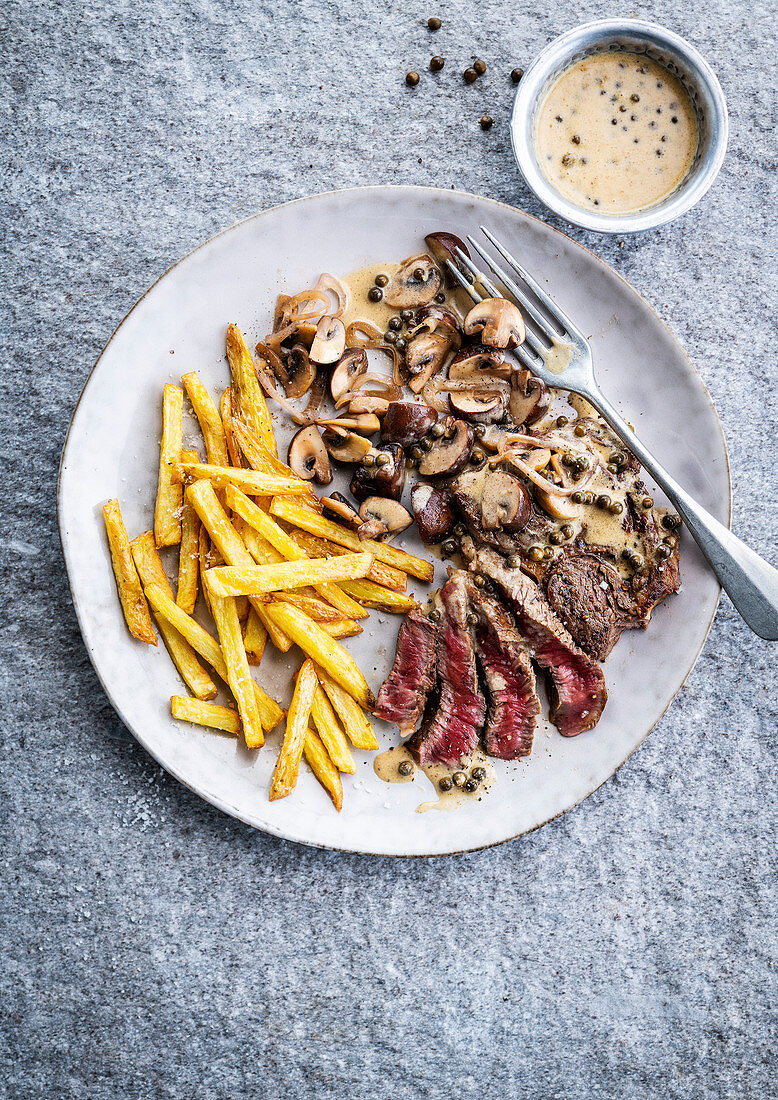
[{"left": 1, "top": 0, "right": 776, "bottom": 1095}]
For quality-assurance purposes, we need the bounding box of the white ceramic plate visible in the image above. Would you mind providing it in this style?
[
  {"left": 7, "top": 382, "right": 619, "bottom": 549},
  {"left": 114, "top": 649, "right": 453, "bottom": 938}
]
[{"left": 58, "top": 186, "right": 730, "bottom": 857}]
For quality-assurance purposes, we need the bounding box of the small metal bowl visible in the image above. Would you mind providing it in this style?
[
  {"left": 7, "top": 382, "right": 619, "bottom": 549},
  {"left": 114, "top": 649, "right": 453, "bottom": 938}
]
[{"left": 510, "top": 19, "right": 728, "bottom": 233}]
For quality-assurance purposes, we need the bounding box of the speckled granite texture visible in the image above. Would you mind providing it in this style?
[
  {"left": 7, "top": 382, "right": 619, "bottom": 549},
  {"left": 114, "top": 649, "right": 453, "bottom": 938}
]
[{"left": 1, "top": 0, "right": 776, "bottom": 1096}]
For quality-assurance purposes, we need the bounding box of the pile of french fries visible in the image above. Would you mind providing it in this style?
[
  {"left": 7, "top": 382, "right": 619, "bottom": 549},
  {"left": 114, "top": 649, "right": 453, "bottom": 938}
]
[{"left": 102, "top": 323, "right": 434, "bottom": 811}]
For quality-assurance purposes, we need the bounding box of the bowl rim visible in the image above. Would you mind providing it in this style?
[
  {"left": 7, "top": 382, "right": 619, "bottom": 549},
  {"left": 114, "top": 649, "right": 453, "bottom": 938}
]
[{"left": 510, "top": 17, "right": 729, "bottom": 234}]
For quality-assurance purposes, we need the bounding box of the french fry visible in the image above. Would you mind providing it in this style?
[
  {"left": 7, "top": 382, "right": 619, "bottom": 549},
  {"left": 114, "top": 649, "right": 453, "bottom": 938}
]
[
  {"left": 171, "top": 696, "right": 240, "bottom": 735},
  {"left": 271, "top": 592, "right": 343, "bottom": 622},
  {"left": 209, "top": 592, "right": 264, "bottom": 748},
  {"left": 181, "top": 372, "right": 230, "bottom": 467},
  {"left": 131, "top": 532, "right": 217, "bottom": 700},
  {"left": 232, "top": 519, "right": 293, "bottom": 650},
  {"left": 317, "top": 668, "right": 379, "bottom": 751},
  {"left": 321, "top": 620, "right": 363, "bottom": 638},
  {"left": 198, "top": 526, "right": 214, "bottom": 617},
  {"left": 242, "top": 607, "right": 267, "bottom": 665},
  {"left": 303, "top": 727, "right": 343, "bottom": 812},
  {"left": 180, "top": 463, "right": 310, "bottom": 498},
  {"left": 102, "top": 500, "right": 157, "bottom": 645},
  {"left": 270, "top": 659, "right": 318, "bottom": 800},
  {"left": 226, "top": 323, "right": 277, "bottom": 457},
  {"left": 220, "top": 389, "right": 244, "bottom": 468},
  {"left": 264, "top": 602, "right": 374, "bottom": 708},
  {"left": 311, "top": 685, "right": 355, "bottom": 774},
  {"left": 230, "top": 416, "right": 299, "bottom": 480},
  {"left": 187, "top": 479, "right": 254, "bottom": 568},
  {"left": 176, "top": 448, "right": 201, "bottom": 614},
  {"left": 338, "top": 579, "right": 420, "bottom": 614},
  {"left": 254, "top": 603, "right": 293, "bottom": 653},
  {"left": 145, "top": 584, "right": 283, "bottom": 730},
  {"left": 154, "top": 383, "right": 184, "bottom": 547},
  {"left": 287, "top": 528, "right": 406, "bottom": 595},
  {"left": 271, "top": 496, "right": 433, "bottom": 582},
  {"left": 204, "top": 552, "right": 373, "bottom": 598}
]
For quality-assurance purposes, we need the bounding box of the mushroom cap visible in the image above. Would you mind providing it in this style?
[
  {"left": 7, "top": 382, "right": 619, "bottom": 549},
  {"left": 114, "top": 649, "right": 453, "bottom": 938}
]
[
  {"left": 405, "top": 330, "right": 457, "bottom": 397},
  {"left": 278, "top": 344, "right": 316, "bottom": 398},
  {"left": 423, "top": 232, "right": 471, "bottom": 286},
  {"left": 464, "top": 297, "right": 526, "bottom": 349},
  {"left": 310, "top": 315, "right": 347, "bottom": 364},
  {"left": 322, "top": 427, "right": 373, "bottom": 463},
  {"left": 381, "top": 402, "right": 438, "bottom": 447},
  {"left": 385, "top": 254, "right": 442, "bottom": 309},
  {"left": 321, "top": 492, "right": 362, "bottom": 527},
  {"left": 330, "top": 348, "right": 369, "bottom": 403},
  {"left": 417, "top": 420, "right": 474, "bottom": 478},
  {"left": 449, "top": 390, "right": 507, "bottom": 424},
  {"left": 411, "top": 305, "right": 463, "bottom": 347},
  {"left": 480, "top": 471, "right": 531, "bottom": 532},
  {"left": 509, "top": 369, "right": 551, "bottom": 426},
  {"left": 411, "top": 483, "right": 455, "bottom": 543},
  {"left": 448, "top": 343, "right": 508, "bottom": 381},
  {"left": 358, "top": 497, "right": 413, "bottom": 535},
  {"left": 287, "top": 425, "right": 333, "bottom": 485}
]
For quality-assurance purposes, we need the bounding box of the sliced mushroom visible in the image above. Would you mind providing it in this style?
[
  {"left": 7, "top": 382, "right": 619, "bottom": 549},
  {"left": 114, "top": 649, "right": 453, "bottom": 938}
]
[
  {"left": 276, "top": 344, "right": 316, "bottom": 398},
  {"left": 509, "top": 369, "right": 552, "bottom": 425},
  {"left": 449, "top": 391, "right": 506, "bottom": 424},
  {"left": 385, "top": 254, "right": 442, "bottom": 308},
  {"left": 287, "top": 425, "right": 333, "bottom": 485},
  {"left": 411, "top": 483, "right": 455, "bottom": 543},
  {"left": 336, "top": 373, "right": 401, "bottom": 410},
  {"left": 330, "top": 348, "right": 368, "bottom": 404},
  {"left": 321, "top": 492, "right": 362, "bottom": 527},
  {"left": 464, "top": 297, "right": 526, "bottom": 349},
  {"left": 418, "top": 420, "right": 473, "bottom": 477},
  {"left": 480, "top": 472, "right": 531, "bottom": 532},
  {"left": 350, "top": 443, "right": 406, "bottom": 502},
  {"left": 358, "top": 497, "right": 413, "bottom": 537},
  {"left": 322, "top": 427, "right": 373, "bottom": 464},
  {"left": 411, "top": 305, "right": 463, "bottom": 347},
  {"left": 535, "top": 489, "right": 582, "bottom": 522},
  {"left": 347, "top": 394, "right": 391, "bottom": 417},
  {"left": 381, "top": 401, "right": 439, "bottom": 447},
  {"left": 405, "top": 331, "right": 455, "bottom": 393},
  {"left": 310, "top": 316, "right": 346, "bottom": 364},
  {"left": 447, "top": 343, "right": 508, "bottom": 381},
  {"left": 357, "top": 516, "right": 389, "bottom": 540},
  {"left": 317, "top": 413, "right": 381, "bottom": 435},
  {"left": 424, "top": 232, "right": 471, "bottom": 286}
]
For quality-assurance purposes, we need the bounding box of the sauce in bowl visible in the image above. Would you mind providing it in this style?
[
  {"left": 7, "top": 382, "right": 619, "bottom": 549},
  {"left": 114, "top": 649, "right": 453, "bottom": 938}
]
[{"left": 536, "top": 51, "right": 698, "bottom": 214}]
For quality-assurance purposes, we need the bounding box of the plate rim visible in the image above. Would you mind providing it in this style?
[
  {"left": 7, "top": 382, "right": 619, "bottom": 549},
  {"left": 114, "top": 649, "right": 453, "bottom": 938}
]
[{"left": 57, "top": 184, "right": 732, "bottom": 857}]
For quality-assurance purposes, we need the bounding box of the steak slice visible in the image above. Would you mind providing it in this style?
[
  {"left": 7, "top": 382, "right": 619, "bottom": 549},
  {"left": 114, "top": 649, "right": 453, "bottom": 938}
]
[
  {"left": 374, "top": 607, "right": 438, "bottom": 735},
  {"left": 546, "top": 549, "right": 642, "bottom": 660},
  {"left": 407, "top": 572, "right": 485, "bottom": 767},
  {"left": 465, "top": 580, "right": 540, "bottom": 759},
  {"left": 477, "top": 549, "right": 607, "bottom": 737}
]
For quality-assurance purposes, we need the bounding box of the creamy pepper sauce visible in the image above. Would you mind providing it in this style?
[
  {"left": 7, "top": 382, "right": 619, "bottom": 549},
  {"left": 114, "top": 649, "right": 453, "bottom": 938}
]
[
  {"left": 374, "top": 744, "right": 494, "bottom": 813},
  {"left": 536, "top": 51, "right": 698, "bottom": 214}
]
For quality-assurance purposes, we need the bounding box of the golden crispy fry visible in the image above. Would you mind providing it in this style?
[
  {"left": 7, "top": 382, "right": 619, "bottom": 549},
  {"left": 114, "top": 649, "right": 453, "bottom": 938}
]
[
  {"left": 272, "top": 592, "right": 343, "bottom": 622},
  {"left": 204, "top": 552, "right": 373, "bottom": 598},
  {"left": 180, "top": 463, "right": 310, "bottom": 497},
  {"left": 102, "top": 500, "right": 157, "bottom": 645},
  {"left": 226, "top": 323, "right": 277, "bottom": 457},
  {"left": 176, "top": 448, "right": 201, "bottom": 614},
  {"left": 288, "top": 529, "right": 407, "bottom": 593},
  {"left": 145, "top": 584, "right": 283, "bottom": 731},
  {"left": 171, "top": 696, "right": 240, "bottom": 735},
  {"left": 303, "top": 727, "right": 343, "bottom": 811},
  {"left": 316, "top": 668, "right": 379, "bottom": 751},
  {"left": 154, "top": 383, "right": 184, "bottom": 547},
  {"left": 131, "top": 532, "right": 217, "bottom": 700},
  {"left": 220, "top": 389, "right": 244, "bottom": 468},
  {"left": 187, "top": 479, "right": 254, "bottom": 567},
  {"left": 270, "top": 659, "right": 318, "bottom": 800},
  {"left": 338, "top": 579, "right": 420, "bottom": 614},
  {"left": 254, "top": 604, "right": 293, "bottom": 653},
  {"left": 321, "top": 620, "right": 363, "bottom": 638},
  {"left": 242, "top": 607, "right": 267, "bottom": 665},
  {"left": 264, "top": 602, "right": 374, "bottom": 708},
  {"left": 311, "top": 685, "right": 355, "bottom": 774},
  {"left": 209, "top": 592, "right": 264, "bottom": 748},
  {"left": 232, "top": 518, "right": 293, "bottom": 650},
  {"left": 198, "top": 526, "right": 214, "bottom": 617},
  {"left": 181, "top": 372, "right": 230, "bottom": 467},
  {"left": 271, "top": 497, "right": 433, "bottom": 582}
]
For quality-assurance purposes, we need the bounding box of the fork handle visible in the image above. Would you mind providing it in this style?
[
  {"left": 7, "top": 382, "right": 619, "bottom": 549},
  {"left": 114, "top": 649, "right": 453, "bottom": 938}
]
[{"left": 589, "top": 392, "right": 778, "bottom": 640}]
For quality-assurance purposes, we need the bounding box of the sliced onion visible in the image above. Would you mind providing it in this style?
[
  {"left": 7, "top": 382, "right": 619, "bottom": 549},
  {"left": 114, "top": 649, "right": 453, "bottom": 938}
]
[
  {"left": 499, "top": 450, "right": 600, "bottom": 497},
  {"left": 255, "top": 367, "right": 308, "bottom": 426},
  {"left": 313, "top": 273, "right": 350, "bottom": 318},
  {"left": 345, "top": 319, "right": 384, "bottom": 346}
]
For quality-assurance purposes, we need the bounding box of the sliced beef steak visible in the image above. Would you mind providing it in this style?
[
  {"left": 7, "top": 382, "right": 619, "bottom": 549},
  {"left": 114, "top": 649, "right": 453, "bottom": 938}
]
[
  {"left": 465, "top": 580, "right": 540, "bottom": 759},
  {"left": 477, "top": 549, "right": 607, "bottom": 737},
  {"left": 374, "top": 607, "right": 437, "bottom": 734},
  {"left": 407, "top": 572, "right": 485, "bottom": 767},
  {"left": 546, "top": 549, "right": 642, "bottom": 660}
]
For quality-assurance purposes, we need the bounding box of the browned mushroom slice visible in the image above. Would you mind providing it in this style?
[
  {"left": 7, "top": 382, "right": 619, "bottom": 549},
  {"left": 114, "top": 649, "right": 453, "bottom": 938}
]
[
  {"left": 276, "top": 344, "right": 316, "bottom": 399},
  {"left": 358, "top": 497, "right": 413, "bottom": 539},
  {"left": 464, "top": 297, "right": 526, "bottom": 349},
  {"left": 417, "top": 420, "right": 473, "bottom": 477},
  {"left": 405, "top": 330, "right": 455, "bottom": 394},
  {"left": 385, "top": 254, "right": 442, "bottom": 308},
  {"left": 424, "top": 232, "right": 471, "bottom": 286},
  {"left": 381, "top": 402, "right": 438, "bottom": 447},
  {"left": 317, "top": 412, "right": 381, "bottom": 435},
  {"left": 447, "top": 343, "right": 508, "bottom": 381},
  {"left": 350, "top": 443, "right": 406, "bottom": 502},
  {"left": 321, "top": 492, "right": 362, "bottom": 527},
  {"left": 330, "top": 348, "right": 369, "bottom": 404},
  {"left": 449, "top": 390, "right": 506, "bottom": 424},
  {"left": 357, "top": 516, "right": 389, "bottom": 540},
  {"left": 411, "top": 305, "right": 463, "bottom": 346},
  {"left": 411, "top": 483, "right": 455, "bottom": 543},
  {"left": 322, "top": 427, "right": 373, "bottom": 464},
  {"left": 509, "top": 369, "right": 552, "bottom": 425},
  {"left": 480, "top": 471, "right": 531, "bottom": 531},
  {"left": 347, "top": 394, "right": 391, "bottom": 417},
  {"left": 288, "top": 425, "right": 333, "bottom": 485},
  {"left": 310, "top": 316, "right": 346, "bottom": 364}
]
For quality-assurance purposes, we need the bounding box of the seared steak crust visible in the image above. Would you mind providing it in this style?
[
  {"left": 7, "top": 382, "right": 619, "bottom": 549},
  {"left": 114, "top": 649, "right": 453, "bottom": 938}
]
[
  {"left": 374, "top": 608, "right": 437, "bottom": 734},
  {"left": 546, "top": 549, "right": 641, "bottom": 660},
  {"left": 477, "top": 549, "right": 607, "bottom": 737},
  {"left": 407, "top": 573, "right": 485, "bottom": 767},
  {"left": 466, "top": 580, "right": 540, "bottom": 759}
]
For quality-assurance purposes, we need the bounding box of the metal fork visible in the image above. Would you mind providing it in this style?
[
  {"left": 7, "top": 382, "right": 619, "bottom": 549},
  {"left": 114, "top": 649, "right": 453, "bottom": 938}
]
[{"left": 445, "top": 226, "right": 778, "bottom": 640}]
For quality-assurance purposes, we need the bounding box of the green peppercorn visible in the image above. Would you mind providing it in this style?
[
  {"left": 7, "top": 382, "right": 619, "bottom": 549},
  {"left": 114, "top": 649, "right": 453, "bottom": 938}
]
[
  {"left": 362, "top": 453, "right": 376, "bottom": 467},
  {"left": 409, "top": 445, "right": 424, "bottom": 461},
  {"left": 439, "top": 775, "right": 453, "bottom": 792},
  {"left": 413, "top": 267, "right": 425, "bottom": 280},
  {"left": 430, "top": 55, "right": 445, "bottom": 72},
  {"left": 549, "top": 531, "right": 564, "bottom": 545},
  {"left": 596, "top": 494, "right": 611, "bottom": 509},
  {"left": 406, "top": 71, "right": 420, "bottom": 87},
  {"left": 405, "top": 457, "right": 416, "bottom": 470},
  {"left": 656, "top": 545, "right": 671, "bottom": 560},
  {"left": 466, "top": 611, "right": 478, "bottom": 625},
  {"left": 374, "top": 273, "right": 389, "bottom": 287},
  {"left": 384, "top": 330, "right": 398, "bottom": 344},
  {"left": 542, "top": 546, "right": 555, "bottom": 560},
  {"left": 442, "top": 539, "right": 457, "bottom": 556},
  {"left": 511, "top": 67, "right": 524, "bottom": 84},
  {"left": 507, "top": 553, "right": 522, "bottom": 568},
  {"left": 470, "top": 448, "right": 485, "bottom": 465},
  {"left": 430, "top": 421, "right": 445, "bottom": 439},
  {"left": 662, "top": 514, "right": 681, "bottom": 531},
  {"left": 608, "top": 502, "right": 624, "bottom": 516},
  {"left": 471, "top": 766, "right": 486, "bottom": 781},
  {"left": 453, "top": 523, "right": 466, "bottom": 537},
  {"left": 472, "top": 425, "right": 486, "bottom": 439},
  {"left": 642, "top": 496, "right": 654, "bottom": 509},
  {"left": 571, "top": 491, "right": 584, "bottom": 504},
  {"left": 473, "top": 574, "right": 485, "bottom": 587},
  {"left": 428, "top": 607, "right": 441, "bottom": 621},
  {"left": 400, "top": 309, "right": 414, "bottom": 322},
  {"left": 556, "top": 416, "right": 569, "bottom": 428},
  {"left": 388, "top": 316, "right": 402, "bottom": 331},
  {"left": 419, "top": 437, "right": 433, "bottom": 452},
  {"left": 375, "top": 453, "right": 391, "bottom": 467},
  {"left": 434, "top": 292, "right": 446, "bottom": 303},
  {"left": 561, "top": 524, "right": 575, "bottom": 539},
  {"left": 395, "top": 337, "right": 406, "bottom": 352},
  {"left": 452, "top": 771, "right": 467, "bottom": 788},
  {"left": 610, "top": 452, "right": 625, "bottom": 466},
  {"left": 631, "top": 553, "right": 644, "bottom": 569},
  {"left": 464, "top": 67, "right": 478, "bottom": 83},
  {"left": 527, "top": 546, "right": 543, "bottom": 562},
  {"left": 464, "top": 778, "right": 478, "bottom": 792},
  {"left": 427, "top": 16, "right": 442, "bottom": 30},
  {"left": 561, "top": 452, "right": 574, "bottom": 467},
  {"left": 480, "top": 115, "right": 493, "bottom": 131},
  {"left": 573, "top": 423, "right": 586, "bottom": 436},
  {"left": 474, "top": 59, "right": 487, "bottom": 75},
  {"left": 398, "top": 760, "right": 413, "bottom": 776},
  {"left": 664, "top": 534, "right": 678, "bottom": 548},
  {"left": 606, "top": 463, "right": 618, "bottom": 474},
  {"left": 367, "top": 286, "right": 383, "bottom": 302}
]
